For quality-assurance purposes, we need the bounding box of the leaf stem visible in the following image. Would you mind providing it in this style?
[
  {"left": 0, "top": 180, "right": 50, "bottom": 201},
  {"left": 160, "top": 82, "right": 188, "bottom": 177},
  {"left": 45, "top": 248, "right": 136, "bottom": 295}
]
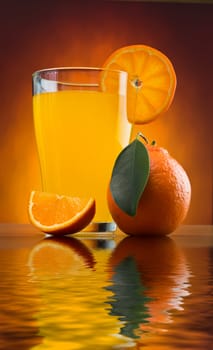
[
  {"left": 136, "top": 132, "right": 149, "bottom": 144},
  {"left": 136, "top": 132, "right": 156, "bottom": 146}
]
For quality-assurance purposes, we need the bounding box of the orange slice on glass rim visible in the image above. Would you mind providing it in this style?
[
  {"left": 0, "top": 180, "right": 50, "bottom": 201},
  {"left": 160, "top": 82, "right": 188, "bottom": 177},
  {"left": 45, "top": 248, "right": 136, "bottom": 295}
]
[
  {"left": 28, "top": 191, "right": 96, "bottom": 235},
  {"left": 102, "top": 44, "right": 177, "bottom": 124}
]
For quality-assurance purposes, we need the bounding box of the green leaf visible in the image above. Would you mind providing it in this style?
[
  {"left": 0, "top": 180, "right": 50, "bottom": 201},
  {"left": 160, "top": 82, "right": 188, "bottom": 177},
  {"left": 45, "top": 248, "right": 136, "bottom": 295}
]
[{"left": 110, "top": 138, "right": 150, "bottom": 216}]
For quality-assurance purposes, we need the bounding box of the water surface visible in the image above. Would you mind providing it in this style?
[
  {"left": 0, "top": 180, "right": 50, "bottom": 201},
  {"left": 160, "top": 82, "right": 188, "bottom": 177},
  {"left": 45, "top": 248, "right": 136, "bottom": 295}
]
[{"left": 0, "top": 225, "right": 213, "bottom": 349}]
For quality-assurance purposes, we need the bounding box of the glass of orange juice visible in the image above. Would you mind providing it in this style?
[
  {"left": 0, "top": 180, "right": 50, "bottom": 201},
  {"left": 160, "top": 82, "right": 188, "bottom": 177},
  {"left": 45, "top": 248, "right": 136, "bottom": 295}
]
[{"left": 32, "top": 67, "right": 131, "bottom": 231}]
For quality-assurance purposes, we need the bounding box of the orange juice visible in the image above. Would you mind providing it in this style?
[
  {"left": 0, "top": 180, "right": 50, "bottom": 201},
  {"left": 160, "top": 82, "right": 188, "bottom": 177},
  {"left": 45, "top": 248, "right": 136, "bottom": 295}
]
[{"left": 33, "top": 90, "right": 131, "bottom": 224}]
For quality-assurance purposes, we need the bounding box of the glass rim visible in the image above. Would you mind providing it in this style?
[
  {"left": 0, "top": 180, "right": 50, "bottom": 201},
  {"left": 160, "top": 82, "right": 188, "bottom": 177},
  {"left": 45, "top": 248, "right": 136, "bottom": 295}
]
[{"left": 32, "top": 66, "right": 128, "bottom": 78}]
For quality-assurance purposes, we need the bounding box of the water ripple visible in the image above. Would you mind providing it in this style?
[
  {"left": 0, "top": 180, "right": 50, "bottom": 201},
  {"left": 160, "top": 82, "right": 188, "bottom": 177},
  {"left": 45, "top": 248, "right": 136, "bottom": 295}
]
[{"left": 0, "top": 235, "right": 213, "bottom": 349}]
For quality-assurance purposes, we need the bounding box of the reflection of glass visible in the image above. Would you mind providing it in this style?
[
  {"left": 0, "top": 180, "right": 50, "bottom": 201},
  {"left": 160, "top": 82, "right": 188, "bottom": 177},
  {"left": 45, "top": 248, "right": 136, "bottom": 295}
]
[
  {"left": 32, "top": 67, "right": 131, "bottom": 231},
  {"left": 107, "top": 236, "right": 191, "bottom": 340},
  {"left": 0, "top": 242, "right": 43, "bottom": 350},
  {"left": 27, "top": 237, "right": 131, "bottom": 350}
]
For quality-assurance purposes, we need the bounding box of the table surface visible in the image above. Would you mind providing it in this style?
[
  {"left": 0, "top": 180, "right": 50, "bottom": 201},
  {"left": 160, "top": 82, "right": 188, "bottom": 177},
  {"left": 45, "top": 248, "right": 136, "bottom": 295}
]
[{"left": 0, "top": 223, "right": 213, "bottom": 235}]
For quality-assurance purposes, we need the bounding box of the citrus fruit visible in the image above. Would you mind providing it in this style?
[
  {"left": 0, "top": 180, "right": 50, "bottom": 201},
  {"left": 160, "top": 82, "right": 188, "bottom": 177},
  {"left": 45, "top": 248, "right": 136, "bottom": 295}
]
[
  {"left": 103, "top": 44, "right": 177, "bottom": 124},
  {"left": 28, "top": 191, "right": 95, "bottom": 235},
  {"left": 107, "top": 143, "right": 191, "bottom": 235}
]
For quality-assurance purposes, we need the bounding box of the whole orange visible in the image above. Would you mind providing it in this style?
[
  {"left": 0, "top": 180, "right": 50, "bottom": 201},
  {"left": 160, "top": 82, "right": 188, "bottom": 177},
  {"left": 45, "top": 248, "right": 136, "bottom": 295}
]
[{"left": 107, "top": 145, "right": 191, "bottom": 235}]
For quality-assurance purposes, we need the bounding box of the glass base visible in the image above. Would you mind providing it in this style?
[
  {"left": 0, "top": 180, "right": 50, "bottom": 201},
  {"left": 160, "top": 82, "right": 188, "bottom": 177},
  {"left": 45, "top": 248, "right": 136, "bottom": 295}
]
[{"left": 83, "top": 222, "right": 117, "bottom": 232}]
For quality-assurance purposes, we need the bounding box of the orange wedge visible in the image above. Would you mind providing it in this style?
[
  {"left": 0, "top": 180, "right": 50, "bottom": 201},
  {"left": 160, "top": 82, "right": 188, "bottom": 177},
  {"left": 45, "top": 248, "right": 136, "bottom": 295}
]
[
  {"left": 103, "top": 44, "right": 177, "bottom": 124},
  {"left": 28, "top": 191, "right": 96, "bottom": 235}
]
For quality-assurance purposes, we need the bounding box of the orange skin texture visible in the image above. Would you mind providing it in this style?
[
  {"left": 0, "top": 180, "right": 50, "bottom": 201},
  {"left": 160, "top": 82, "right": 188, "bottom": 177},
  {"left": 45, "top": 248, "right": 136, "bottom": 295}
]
[{"left": 107, "top": 145, "right": 191, "bottom": 235}]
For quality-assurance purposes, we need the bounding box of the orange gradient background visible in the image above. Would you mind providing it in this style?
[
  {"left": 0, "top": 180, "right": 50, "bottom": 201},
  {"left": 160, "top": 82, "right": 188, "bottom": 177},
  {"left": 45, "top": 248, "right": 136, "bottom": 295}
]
[{"left": 0, "top": 1, "right": 212, "bottom": 224}]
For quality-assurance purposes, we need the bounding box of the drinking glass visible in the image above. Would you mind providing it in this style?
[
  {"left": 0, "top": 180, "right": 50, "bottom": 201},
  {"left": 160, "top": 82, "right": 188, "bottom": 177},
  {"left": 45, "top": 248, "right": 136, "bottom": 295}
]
[{"left": 32, "top": 67, "right": 131, "bottom": 231}]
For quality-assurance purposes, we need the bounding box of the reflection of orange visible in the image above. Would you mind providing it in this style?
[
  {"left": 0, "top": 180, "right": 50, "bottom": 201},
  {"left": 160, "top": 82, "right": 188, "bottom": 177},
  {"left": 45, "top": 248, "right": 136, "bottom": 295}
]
[
  {"left": 108, "top": 144, "right": 191, "bottom": 235},
  {"left": 109, "top": 236, "right": 190, "bottom": 332},
  {"left": 28, "top": 236, "right": 95, "bottom": 277}
]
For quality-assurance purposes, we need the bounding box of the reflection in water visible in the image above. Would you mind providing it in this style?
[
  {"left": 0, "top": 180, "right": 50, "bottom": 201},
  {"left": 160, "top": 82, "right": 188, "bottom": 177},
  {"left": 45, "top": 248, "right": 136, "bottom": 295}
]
[
  {"left": 1, "top": 232, "right": 213, "bottom": 350},
  {"left": 106, "top": 256, "right": 152, "bottom": 339},
  {"left": 28, "top": 236, "right": 96, "bottom": 278},
  {"left": 0, "top": 242, "right": 43, "bottom": 350},
  {"left": 107, "top": 236, "right": 191, "bottom": 344},
  {"left": 27, "top": 236, "right": 131, "bottom": 349}
]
